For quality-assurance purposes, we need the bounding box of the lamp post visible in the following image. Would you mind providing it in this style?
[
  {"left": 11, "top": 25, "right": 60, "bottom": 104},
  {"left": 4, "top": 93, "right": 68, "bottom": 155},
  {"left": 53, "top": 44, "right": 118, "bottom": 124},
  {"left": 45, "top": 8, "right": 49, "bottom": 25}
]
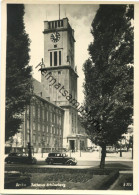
[
  {"left": 76, "top": 134, "right": 82, "bottom": 157},
  {"left": 28, "top": 83, "right": 34, "bottom": 159},
  {"left": 41, "top": 139, "right": 45, "bottom": 158},
  {"left": 28, "top": 101, "right": 32, "bottom": 159},
  {"left": 15, "top": 139, "right": 19, "bottom": 153},
  {"left": 120, "top": 139, "right": 122, "bottom": 157}
]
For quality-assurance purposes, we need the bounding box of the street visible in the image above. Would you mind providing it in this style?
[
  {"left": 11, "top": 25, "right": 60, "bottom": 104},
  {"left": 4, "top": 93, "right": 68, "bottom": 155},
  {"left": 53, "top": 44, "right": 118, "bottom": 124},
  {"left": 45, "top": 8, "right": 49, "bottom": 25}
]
[
  {"left": 4, "top": 151, "right": 133, "bottom": 170},
  {"left": 5, "top": 160, "right": 133, "bottom": 170}
]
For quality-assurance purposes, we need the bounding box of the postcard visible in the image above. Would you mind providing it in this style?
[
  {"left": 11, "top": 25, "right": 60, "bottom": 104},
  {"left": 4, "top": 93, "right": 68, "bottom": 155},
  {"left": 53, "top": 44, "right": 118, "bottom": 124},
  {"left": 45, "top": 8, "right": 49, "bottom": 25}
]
[{"left": 0, "top": 0, "right": 139, "bottom": 194}]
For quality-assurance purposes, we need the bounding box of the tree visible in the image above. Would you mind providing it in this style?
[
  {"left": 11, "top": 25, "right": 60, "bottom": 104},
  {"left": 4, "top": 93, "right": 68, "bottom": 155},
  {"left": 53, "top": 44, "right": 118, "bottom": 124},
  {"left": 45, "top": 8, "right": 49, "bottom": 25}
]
[
  {"left": 6, "top": 4, "right": 32, "bottom": 141},
  {"left": 82, "top": 5, "right": 133, "bottom": 168}
]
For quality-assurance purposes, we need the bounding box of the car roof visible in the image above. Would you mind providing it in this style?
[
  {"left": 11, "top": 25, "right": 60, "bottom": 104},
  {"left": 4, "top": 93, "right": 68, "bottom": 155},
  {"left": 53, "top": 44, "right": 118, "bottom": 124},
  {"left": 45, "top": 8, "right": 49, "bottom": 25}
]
[{"left": 48, "top": 152, "right": 66, "bottom": 154}]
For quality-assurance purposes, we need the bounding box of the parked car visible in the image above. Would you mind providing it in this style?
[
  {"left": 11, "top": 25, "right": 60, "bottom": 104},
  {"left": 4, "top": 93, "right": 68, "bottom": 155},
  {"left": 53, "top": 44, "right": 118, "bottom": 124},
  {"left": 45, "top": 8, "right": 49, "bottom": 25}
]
[
  {"left": 45, "top": 152, "right": 77, "bottom": 165},
  {"left": 118, "top": 148, "right": 128, "bottom": 152},
  {"left": 93, "top": 146, "right": 99, "bottom": 151},
  {"left": 5, "top": 153, "right": 37, "bottom": 164},
  {"left": 85, "top": 147, "right": 94, "bottom": 152},
  {"left": 106, "top": 147, "right": 118, "bottom": 153}
]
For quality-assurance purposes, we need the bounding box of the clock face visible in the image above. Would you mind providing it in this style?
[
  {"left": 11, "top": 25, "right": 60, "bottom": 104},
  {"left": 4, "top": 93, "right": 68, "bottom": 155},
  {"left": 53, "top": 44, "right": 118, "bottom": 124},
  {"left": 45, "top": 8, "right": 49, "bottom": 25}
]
[{"left": 50, "top": 32, "right": 60, "bottom": 43}]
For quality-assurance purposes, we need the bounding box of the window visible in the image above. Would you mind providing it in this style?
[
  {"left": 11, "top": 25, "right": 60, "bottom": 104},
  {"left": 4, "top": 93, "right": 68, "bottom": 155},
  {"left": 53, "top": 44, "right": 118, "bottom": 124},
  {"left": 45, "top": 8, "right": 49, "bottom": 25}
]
[
  {"left": 47, "top": 111, "right": 48, "bottom": 121},
  {"left": 58, "top": 20, "right": 60, "bottom": 27},
  {"left": 42, "top": 109, "right": 45, "bottom": 120},
  {"left": 50, "top": 50, "right": 62, "bottom": 66},
  {"left": 27, "top": 120, "right": 29, "bottom": 130},
  {"left": 59, "top": 115, "right": 61, "bottom": 125},
  {"left": 42, "top": 136, "right": 45, "bottom": 141},
  {"left": 48, "top": 23, "right": 50, "bottom": 29},
  {"left": 54, "top": 51, "right": 57, "bottom": 66},
  {"left": 27, "top": 134, "right": 29, "bottom": 142},
  {"left": 50, "top": 112, "right": 52, "bottom": 122},
  {"left": 38, "top": 107, "right": 40, "bottom": 119},
  {"left": 46, "top": 137, "right": 48, "bottom": 145},
  {"left": 33, "top": 106, "right": 35, "bottom": 117},
  {"left": 38, "top": 136, "right": 41, "bottom": 143},
  {"left": 61, "top": 20, "right": 63, "bottom": 27},
  {"left": 50, "top": 52, "right": 52, "bottom": 66},
  {"left": 42, "top": 124, "right": 45, "bottom": 132},
  {"left": 52, "top": 21, "right": 54, "bottom": 28},
  {"left": 55, "top": 21, "right": 57, "bottom": 28},
  {"left": 38, "top": 123, "right": 40, "bottom": 131},
  {"left": 33, "top": 122, "right": 35, "bottom": 130},
  {"left": 59, "top": 51, "right": 61, "bottom": 65},
  {"left": 33, "top": 135, "right": 36, "bottom": 143},
  {"left": 46, "top": 126, "right": 48, "bottom": 133}
]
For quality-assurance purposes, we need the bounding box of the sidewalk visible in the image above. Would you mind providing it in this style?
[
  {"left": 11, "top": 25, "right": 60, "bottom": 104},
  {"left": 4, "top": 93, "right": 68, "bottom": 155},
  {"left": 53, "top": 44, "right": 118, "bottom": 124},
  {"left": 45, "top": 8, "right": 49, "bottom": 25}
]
[{"left": 32, "top": 151, "right": 133, "bottom": 162}]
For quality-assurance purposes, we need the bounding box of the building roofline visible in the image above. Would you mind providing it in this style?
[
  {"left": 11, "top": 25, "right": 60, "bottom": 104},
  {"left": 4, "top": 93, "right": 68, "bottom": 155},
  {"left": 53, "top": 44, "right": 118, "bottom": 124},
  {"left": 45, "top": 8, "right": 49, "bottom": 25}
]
[
  {"left": 44, "top": 17, "right": 68, "bottom": 23},
  {"left": 32, "top": 94, "right": 65, "bottom": 112},
  {"left": 40, "top": 65, "right": 78, "bottom": 78}
]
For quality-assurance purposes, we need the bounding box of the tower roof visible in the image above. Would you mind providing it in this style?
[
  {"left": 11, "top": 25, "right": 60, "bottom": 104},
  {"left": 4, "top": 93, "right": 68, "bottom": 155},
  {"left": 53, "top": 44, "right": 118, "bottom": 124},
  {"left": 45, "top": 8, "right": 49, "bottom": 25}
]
[{"left": 43, "top": 17, "right": 75, "bottom": 42}]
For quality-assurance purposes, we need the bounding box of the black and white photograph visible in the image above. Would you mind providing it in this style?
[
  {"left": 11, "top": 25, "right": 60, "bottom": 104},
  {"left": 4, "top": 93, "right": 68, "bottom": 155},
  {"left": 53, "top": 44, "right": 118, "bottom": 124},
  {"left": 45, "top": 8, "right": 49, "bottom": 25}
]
[{"left": 0, "top": 1, "right": 138, "bottom": 193}]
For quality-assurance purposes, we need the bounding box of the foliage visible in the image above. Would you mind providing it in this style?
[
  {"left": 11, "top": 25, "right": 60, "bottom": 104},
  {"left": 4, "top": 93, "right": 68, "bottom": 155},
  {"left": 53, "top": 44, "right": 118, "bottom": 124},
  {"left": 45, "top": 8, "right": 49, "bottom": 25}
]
[
  {"left": 6, "top": 4, "right": 32, "bottom": 141},
  {"left": 82, "top": 5, "right": 133, "bottom": 167}
]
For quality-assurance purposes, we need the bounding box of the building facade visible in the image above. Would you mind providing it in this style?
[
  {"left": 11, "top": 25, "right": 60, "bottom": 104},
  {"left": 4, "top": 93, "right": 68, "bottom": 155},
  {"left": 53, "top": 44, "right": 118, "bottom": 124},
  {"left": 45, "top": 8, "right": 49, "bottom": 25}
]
[{"left": 21, "top": 95, "right": 64, "bottom": 153}]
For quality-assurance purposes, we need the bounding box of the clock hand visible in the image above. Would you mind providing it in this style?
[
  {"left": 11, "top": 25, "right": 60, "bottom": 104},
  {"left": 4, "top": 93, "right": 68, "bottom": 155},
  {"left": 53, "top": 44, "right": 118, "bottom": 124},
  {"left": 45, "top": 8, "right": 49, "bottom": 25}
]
[{"left": 54, "top": 33, "right": 56, "bottom": 39}]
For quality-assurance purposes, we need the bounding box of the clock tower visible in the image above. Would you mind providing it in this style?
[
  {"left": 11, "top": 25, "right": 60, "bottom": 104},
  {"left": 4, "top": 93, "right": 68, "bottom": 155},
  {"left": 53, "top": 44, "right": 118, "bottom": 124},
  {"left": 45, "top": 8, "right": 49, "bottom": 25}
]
[
  {"left": 40, "top": 17, "right": 79, "bottom": 150},
  {"left": 43, "top": 18, "right": 75, "bottom": 69}
]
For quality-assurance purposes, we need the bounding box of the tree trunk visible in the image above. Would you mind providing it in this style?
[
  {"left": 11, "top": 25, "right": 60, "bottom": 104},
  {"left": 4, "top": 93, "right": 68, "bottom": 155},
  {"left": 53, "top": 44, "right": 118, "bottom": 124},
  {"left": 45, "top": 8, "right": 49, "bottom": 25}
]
[
  {"left": 132, "top": 143, "right": 133, "bottom": 159},
  {"left": 100, "top": 145, "right": 106, "bottom": 168}
]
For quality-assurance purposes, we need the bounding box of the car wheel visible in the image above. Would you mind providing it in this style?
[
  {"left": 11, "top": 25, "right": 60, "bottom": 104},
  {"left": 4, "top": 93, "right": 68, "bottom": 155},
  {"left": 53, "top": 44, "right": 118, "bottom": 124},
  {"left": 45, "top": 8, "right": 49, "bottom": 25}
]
[
  {"left": 32, "top": 159, "right": 37, "bottom": 164},
  {"left": 66, "top": 161, "right": 72, "bottom": 165},
  {"left": 49, "top": 159, "right": 53, "bottom": 165}
]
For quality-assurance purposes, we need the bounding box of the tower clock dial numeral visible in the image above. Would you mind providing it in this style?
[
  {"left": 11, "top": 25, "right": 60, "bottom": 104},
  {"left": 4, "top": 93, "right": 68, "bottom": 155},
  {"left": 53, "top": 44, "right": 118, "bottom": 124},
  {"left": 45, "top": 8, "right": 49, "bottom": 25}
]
[{"left": 50, "top": 32, "right": 60, "bottom": 42}]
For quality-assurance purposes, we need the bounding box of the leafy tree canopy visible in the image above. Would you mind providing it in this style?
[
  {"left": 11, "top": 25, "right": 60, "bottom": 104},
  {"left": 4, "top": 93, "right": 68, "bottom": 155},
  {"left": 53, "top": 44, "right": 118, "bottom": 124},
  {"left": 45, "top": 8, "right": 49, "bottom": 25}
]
[
  {"left": 82, "top": 4, "right": 133, "bottom": 148},
  {"left": 6, "top": 4, "right": 32, "bottom": 141}
]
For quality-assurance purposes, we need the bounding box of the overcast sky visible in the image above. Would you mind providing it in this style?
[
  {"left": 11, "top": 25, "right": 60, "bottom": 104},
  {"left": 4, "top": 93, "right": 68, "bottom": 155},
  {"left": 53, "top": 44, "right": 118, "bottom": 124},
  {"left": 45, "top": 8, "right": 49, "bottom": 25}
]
[{"left": 24, "top": 4, "right": 99, "bottom": 104}]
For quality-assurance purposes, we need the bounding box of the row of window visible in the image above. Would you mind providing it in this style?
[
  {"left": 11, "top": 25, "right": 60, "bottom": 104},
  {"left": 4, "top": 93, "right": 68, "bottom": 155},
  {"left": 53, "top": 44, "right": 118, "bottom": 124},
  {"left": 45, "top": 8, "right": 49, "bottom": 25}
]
[
  {"left": 48, "top": 20, "right": 63, "bottom": 29},
  {"left": 27, "top": 120, "right": 62, "bottom": 135},
  {"left": 31, "top": 134, "right": 62, "bottom": 146},
  {"left": 26, "top": 106, "right": 62, "bottom": 125},
  {"left": 27, "top": 104, "right": 62, "bottom": 114},
  {"left": 50, "top": 50, "right": 61, "bottom": 66}
]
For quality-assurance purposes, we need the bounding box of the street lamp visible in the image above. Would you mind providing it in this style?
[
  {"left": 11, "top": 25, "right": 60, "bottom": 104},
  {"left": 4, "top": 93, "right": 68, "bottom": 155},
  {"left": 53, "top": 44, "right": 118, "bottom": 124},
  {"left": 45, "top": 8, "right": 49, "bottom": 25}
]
[
  {"left": 41, "top": 139, "right": 45, "bottom": 158},
  {"left": 15, "top": 139, "right": 19, "bottom": 153},
  {"left": 28, "top": 84, "right": 34, "bottom": 159},
  {"left": 76, "top": 134, "right": 82, "bottom": 157},
  {"left": 120, "top": 139, "right": 122, "bottom": 157},
  {"left": 28, "top": 101, "right": 32, "bottom": 159}
]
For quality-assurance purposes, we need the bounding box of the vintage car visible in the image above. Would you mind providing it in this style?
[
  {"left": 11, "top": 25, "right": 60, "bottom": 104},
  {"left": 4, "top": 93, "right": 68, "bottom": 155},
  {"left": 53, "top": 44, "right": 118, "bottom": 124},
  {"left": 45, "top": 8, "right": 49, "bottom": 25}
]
[
  {"left": 106, "top": 146, "right": 118, "bottom": 153},
  {"left": 5, "top": 152, "right": 37, "bottom": 164},
  {"left": 45, "top": 152, "right": 77, "bottom": 165}
]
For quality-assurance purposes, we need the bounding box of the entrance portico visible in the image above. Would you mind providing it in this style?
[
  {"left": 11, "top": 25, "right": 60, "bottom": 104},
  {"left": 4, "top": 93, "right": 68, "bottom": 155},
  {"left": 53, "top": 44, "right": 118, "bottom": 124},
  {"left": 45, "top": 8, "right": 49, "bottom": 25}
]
[{"left": 67, "top": 134, "right": 87, "bottom": 151}]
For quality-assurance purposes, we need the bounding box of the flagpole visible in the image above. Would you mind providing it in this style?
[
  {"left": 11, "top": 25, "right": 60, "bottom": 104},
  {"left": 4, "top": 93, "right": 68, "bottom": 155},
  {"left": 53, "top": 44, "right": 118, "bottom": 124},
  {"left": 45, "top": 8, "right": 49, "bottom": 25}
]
[{"left": 59, "top": 4, "right": 60, "bottom": 20}]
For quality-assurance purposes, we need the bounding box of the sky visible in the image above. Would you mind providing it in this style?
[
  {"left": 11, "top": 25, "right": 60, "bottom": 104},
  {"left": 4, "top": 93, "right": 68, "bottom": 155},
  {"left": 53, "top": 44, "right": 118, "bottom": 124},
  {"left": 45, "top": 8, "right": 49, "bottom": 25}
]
[{"left": 24, "top": 4, "right": 99, "bottom": 104}]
